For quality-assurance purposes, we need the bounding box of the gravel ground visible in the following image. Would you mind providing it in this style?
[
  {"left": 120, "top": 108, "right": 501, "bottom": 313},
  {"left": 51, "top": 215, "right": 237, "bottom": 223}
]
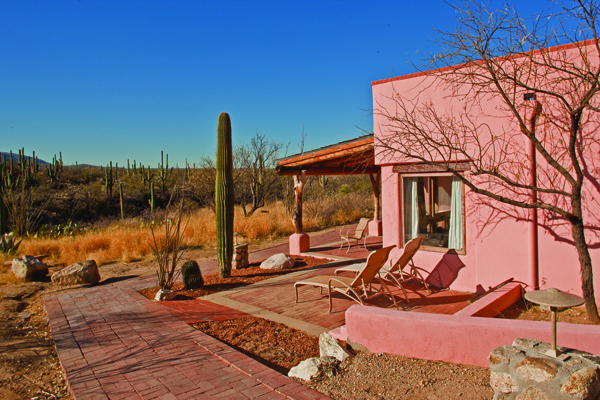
[{"left": 193, "top": 316, "right": 494, "bottom": 400}]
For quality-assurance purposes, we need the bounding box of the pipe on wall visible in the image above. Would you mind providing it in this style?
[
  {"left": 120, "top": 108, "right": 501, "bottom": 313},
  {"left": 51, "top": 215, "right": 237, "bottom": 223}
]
[{"left": 527, "top": 99, "right": 542, "bottom": 291}]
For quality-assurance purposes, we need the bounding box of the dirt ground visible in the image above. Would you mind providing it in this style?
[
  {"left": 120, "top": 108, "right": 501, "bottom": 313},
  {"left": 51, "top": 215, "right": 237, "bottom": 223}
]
[
  {"left": 193, "top": 316, "right": 494, "bottom": 400},
  {"left": 0, "top": 233, "right": 595, "bottom": 399},
  {"left": 0, "top": 282, "right": 71, "bottom": 400}
]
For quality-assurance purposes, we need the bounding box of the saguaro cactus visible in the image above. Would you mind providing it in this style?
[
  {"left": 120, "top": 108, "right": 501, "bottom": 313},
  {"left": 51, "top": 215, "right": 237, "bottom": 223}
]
[
  {"left": 149, "top": 182, "right": 155, "bottom": 213},
  {"left": 0, "top": 163, "right": 6, "bottom": 235},
  {"left": 215, "top": 112, "right": 234, "bottom": 278},
  {"left": 104, "top": 162, "right": 115, "bottom": 197},
  {"left": 157, "top": 151, "right": 172, "bottom": 192}
]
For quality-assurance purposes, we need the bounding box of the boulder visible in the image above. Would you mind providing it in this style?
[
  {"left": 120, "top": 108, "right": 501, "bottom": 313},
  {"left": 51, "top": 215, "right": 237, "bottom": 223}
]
[
  {"left": 51, "top": 260, "right": 100, "bottom": 286},
  {"left": 288, "top": 356, "right": 339, "bottom": 381},
  {"left": 154, "top": 289, "right": 177, "bottom": 301},
  {"left": 11, "top": 256, "right": 49, "bottom": 282},
  {"left": 260, "top": 253, "right": 295, "bottom": 270},
  {"left": 319, "top": 332, "right": 352, "bottom": 362}
]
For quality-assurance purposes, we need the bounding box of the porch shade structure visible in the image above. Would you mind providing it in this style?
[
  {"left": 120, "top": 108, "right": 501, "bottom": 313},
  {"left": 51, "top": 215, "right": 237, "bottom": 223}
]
[{"left": 276, "top": 134, "right": 379, "bottom": 235}]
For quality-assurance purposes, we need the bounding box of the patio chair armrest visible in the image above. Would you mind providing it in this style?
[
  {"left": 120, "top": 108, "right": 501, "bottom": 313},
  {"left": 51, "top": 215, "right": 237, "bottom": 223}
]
[
  {"left": 340, "top": 228, "right": 354, "bottom": 237},
  {"left": 327, "top": 277, "right": 358, "bottom": 295},
  {"left": 410, "top": 266, "right": 430, "bottom": 275}
]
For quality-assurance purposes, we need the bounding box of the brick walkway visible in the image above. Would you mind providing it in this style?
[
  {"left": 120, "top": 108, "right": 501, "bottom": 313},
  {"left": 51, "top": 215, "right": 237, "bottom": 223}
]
[
  {"left": 45, "top": 274, "right": 331, "bottom": 399},
  {"left": 45, "top": 226, "right": 475, "bottom": 399}
]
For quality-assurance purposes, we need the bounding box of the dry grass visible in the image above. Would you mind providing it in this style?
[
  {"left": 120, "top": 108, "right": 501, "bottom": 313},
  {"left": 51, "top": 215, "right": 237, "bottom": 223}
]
[{"left": 8, "top": 198, "right": 369, "bottom": 268}]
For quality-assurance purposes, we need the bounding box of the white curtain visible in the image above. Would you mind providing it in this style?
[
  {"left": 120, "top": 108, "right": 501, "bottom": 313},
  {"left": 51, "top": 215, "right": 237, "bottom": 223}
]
[
  {"left": 448, "top": 176, "right": 463, "bottom": 249},
  {"left": 404, "top": 177, "right": 418, "bottom": 241}
]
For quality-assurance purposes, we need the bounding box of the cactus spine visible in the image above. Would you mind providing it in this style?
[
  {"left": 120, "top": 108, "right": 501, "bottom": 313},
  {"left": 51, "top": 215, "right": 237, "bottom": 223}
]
[{"left": 215, "top": 112, "right": 234, "bottom": 278}]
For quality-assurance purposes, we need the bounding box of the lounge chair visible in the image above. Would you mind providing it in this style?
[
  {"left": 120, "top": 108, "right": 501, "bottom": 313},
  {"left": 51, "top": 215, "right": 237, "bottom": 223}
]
[
  {"left": 334, "top": 235, "right": 427, "bottom": 302},
  {"left": 294, "top": 245, "right": 397, "bottom": 312},
  {"left": 339, "top": 218, "right": 370, "bottom": 253}
]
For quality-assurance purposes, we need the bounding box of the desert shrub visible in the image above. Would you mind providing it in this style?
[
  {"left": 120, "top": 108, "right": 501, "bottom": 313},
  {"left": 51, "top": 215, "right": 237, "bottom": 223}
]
[
  {"left": 16, "top": 184, "right": 375, "bottom": 266},
  {"left": 181, "top": 260, "right": 203, "bottom": 289},
  {"left": 0, "top": 233, "right": 22, "bottom": 256}
]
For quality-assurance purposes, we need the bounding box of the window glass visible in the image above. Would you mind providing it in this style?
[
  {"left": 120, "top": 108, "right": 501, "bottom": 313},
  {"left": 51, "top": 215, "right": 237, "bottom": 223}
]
[{"left": 403, "top": 175, "right": 463, "bottom": 250}]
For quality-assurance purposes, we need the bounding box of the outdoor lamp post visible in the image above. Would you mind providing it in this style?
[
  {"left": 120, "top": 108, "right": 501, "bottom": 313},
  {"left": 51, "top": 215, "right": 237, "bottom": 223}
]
[{"left": 524, "top": 288, "right": 584, "bottom": 358}]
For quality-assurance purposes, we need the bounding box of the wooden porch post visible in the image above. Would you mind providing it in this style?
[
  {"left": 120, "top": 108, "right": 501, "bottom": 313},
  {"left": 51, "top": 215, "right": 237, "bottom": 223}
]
[
  {"left": 291, "top": 171, "right": 306, "bottom": 233},
  {"left": 368, "top": 171, "right": 383, "bottom": 236},
  {"left": 369, "top": 172, "right": 381, "bottom": 220},
  {"left": 289, "top": 170, "right": 310, "bottom": 254}
]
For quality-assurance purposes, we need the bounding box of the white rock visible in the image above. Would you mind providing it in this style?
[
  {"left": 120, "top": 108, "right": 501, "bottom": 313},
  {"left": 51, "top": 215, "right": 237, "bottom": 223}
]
[
  {"left": 288, "top": 357, "right": 322, "bottom": 381},
  {"left": 154, "top": 289, "right": 177, "bottom": 301},
  {"left": 288, "top": 356, "right": 338, "bottom": 381},
  {"left": 11, "top": 256, "right": 48, "bottom": 282},
  {"left": 260, "top": 253, "right": 295, "bottom": 270},
  {"left": 319, "top": 332, "right": 352, "bottom": 362},
  {"left": 51, "top": 260, "right": 100, "bottom": 286}
]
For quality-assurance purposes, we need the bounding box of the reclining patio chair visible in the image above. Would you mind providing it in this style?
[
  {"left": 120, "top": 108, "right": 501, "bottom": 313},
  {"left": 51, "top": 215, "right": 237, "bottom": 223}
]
[
  {"left": 294, "top": 245, "right": 397, "bottom": 312},
  {"left": 334, "top": 235, "right": 427, "bottom": 302},
  {"left": 339, "top": 218, "right": 370, "bottom": 253},
  {"left": 382, "top": 235, "right": 429, "bottom": 297}
]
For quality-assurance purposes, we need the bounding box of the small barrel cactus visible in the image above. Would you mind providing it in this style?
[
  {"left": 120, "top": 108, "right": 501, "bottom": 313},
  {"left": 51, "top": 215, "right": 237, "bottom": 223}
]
[{"left": 181, "top": 260, "right": 204, "bottom": 290}]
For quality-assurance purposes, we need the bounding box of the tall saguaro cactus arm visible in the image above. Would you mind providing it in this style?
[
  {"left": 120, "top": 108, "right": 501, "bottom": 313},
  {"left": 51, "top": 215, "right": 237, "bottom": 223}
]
[{"left": 215, "top": 112, "right": 234, "bottom": 278}]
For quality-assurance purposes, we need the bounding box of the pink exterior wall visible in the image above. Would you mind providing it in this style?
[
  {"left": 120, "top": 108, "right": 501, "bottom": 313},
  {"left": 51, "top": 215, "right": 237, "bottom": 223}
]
[
  {"left": 346, "top": 305, "right": 600, "bottom": 367},
  {"left": 372, "top": 45, "right": 600, "bottom": 302}
]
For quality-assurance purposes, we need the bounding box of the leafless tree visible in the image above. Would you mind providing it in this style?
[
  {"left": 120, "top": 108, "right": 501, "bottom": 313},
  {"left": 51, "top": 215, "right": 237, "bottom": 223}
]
[
  {"left": 237, "top": 131, "right": 284, "bottom": 216},
  {"left": 375, "top": 0, "right": 600, "bottom": 322}
]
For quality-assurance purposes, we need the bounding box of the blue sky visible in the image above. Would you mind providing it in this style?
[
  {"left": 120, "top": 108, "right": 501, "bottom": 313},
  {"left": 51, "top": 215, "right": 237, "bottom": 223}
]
[{"left": 1, "top": 0, "right": 544, "bottom": 167}]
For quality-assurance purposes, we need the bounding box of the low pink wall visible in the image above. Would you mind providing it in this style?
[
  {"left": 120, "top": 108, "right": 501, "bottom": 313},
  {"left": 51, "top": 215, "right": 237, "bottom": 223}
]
[
  {"left": 346, "top": 305, "right": 600, "bottom": 367},
  {"left": 454, "top": 282, "right": 522, "bottom": 318},
  {"left": 368, "top": 220, "right": 382, "bottom": 236},
  {"left": 289, "top": 233, "right": 310, "bottom": 255}
]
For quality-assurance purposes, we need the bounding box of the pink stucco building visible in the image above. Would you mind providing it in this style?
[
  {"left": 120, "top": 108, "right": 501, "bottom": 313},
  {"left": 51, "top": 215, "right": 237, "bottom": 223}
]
[{"left": 371, "top": 40, "right": 600, "bottom": 302}]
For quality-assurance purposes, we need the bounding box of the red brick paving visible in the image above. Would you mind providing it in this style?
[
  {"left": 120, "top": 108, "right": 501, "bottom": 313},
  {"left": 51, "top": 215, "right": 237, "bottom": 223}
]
[
  {"left": 45, "top": 273, "right": 331, "bottom": 399},
  {"left": 45, "top": 226, "right": 476, "bottom": 399},
  {"left": 159, "top": 299, "right": 250, "bottom": 324},
  {"left": 226, "top": 261, "right": 475, "bottom": 330}
]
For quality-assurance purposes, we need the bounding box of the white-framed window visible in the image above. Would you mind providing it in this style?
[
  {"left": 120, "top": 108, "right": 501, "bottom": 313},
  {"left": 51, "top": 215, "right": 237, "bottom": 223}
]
[{"left": 402, "top": 173, "right": 465, "bottom": 252}]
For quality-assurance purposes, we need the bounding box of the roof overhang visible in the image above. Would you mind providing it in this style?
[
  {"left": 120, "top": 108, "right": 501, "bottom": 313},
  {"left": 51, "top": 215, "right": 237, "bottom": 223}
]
[{"left": 276, "top": 134, "right": 378, "bottom": 176}]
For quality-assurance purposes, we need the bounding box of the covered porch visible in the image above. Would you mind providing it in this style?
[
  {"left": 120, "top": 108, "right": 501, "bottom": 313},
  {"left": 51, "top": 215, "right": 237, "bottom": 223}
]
[{"left": 276, "top": 134, "right": 383, "bottom": 254}]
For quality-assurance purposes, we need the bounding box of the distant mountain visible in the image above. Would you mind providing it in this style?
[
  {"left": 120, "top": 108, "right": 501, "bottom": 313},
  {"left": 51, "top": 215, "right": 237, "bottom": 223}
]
[{"left": 1, "top": 152, "right": 50, "bottom": 165}]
